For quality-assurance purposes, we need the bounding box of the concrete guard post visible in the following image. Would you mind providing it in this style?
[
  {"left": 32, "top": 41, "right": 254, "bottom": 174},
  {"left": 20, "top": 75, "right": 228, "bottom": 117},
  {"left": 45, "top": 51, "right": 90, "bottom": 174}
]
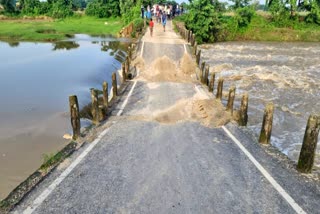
[
  {"left": 259, "top": 102, "right": 274, "bottom": 144},
  {"left": 226, "top": 86, "right": 236, "bottom": 115},
  {"left": 91, "top": 89, "right": 99, "bottom": 125},
  {"left": 69, "top": 95, "right": 80, "bottom": 140},
  {"left": 102, "top": 81, "right": 108, "bottom": 108},
  {"left": 122, "top": 63, "right": 126, "bottom": 83},
  {"left": 208, "top": 73, "right": 215, "bottom": 93},
  {"left": 297, "top": 115, "right": 320, "bottom": 173},
  {"left": 126, "top": 56, "right": 130, "bottom": 74},
  {"left": 204, "top": 65, "right": 210, "bottom": 85},
  {"left": 193, "top": 42, "right": 198, "bottom": 56},
  {"left": 216, "top": 78, "right": 224, "bottom": 100},
  {"left": 128, "top": 46, "right": 132, "bottom": 60},
  {"left": 98, "top": 105, "right": 106, "bottom": 121},
  {"left": 192, "top": 33, "right": 195, "bottom": 46},
  {"left": 112, "top": 72, "right": 118, "bottom": 99},
  {"left": 239, "top": 93, "right": 249, "bottom": 126},
  {"left": 196, "top": 50, "right": 201, "bottom": 66},
  {"left": 200, "top": 62, "right": 205, "bottom": 83}
]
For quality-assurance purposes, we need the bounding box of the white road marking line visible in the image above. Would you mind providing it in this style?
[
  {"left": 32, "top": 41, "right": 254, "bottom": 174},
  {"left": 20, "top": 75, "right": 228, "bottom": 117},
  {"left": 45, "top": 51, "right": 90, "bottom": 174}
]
[
  {"left": 140, "top": 41, "right": 145, "bottom": 58},
  {"left": 23, "top": 126, "right": 112, "bottom": 214},
  {"left": 23, "top": 80, "right": 139, "bottom": 214},
  {"left": 194, "top": 85, "right": 210, "bottom": 99},
  {"left": 116, "top": 80, "right": 137, "bottom": 116},
  {"left": 222, "top": 126, "right": 306, "bottom": 214},
  {"left": 184, "top": 44, "right": 187, "bottom": 53}
]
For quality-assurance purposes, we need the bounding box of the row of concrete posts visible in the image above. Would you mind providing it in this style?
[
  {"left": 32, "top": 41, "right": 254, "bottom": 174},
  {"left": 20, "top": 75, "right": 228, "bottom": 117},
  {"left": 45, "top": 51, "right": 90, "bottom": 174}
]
[
  {"left": 68, "top": 44, "right": 135, "bottom": 139},
  {"left": 175, "top": 22, "right": 319, "bottom": 174}
]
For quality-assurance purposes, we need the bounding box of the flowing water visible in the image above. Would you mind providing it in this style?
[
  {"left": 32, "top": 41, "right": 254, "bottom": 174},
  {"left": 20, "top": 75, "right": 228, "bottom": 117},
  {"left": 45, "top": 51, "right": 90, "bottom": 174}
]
[
  {"left": 0, "top": 35, "right": 129, "bottom": 199},
  {"left": 200, "top": 41, "right": 320, "bottom": 169}
]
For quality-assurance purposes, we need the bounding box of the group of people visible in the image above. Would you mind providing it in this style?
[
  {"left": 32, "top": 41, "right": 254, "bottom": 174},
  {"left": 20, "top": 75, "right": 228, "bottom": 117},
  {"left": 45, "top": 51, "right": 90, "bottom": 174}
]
[{"left": 141, "top": 4, "right": 184, "bottom": 37}]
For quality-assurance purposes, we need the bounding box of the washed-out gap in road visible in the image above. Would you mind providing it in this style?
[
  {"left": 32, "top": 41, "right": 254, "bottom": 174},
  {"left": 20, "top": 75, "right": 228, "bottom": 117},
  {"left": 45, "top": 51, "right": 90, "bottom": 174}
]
[{"left": 129, "top": 53, "right": 232, "bottom": 128}]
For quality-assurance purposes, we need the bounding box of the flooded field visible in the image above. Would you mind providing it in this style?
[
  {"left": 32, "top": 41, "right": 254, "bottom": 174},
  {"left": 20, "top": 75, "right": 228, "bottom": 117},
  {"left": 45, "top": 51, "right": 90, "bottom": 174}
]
[
  {"left": 0, "top": 35, "right": 129, "bottom": 199},
  {"left": 200, "top": 41, "right": 320, "bottom": 169}
]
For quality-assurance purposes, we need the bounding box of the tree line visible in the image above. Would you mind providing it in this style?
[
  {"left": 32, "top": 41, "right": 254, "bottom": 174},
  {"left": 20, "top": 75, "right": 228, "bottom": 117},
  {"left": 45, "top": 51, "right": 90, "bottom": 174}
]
[{"left": 0, "top": 0, "right": 179, "bottom": 19}]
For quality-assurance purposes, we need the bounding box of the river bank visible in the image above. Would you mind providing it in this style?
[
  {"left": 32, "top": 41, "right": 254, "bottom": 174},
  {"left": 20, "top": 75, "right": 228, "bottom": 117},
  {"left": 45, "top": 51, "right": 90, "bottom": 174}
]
[
  {"left": 174, "top": 12, "right": 320, "bottom": 43},
  {"left": 0, "top": 16, "right": 123, "bottom": 42},
  {"left": 0, "top": 36, "right": 129, "bottom": 200}
]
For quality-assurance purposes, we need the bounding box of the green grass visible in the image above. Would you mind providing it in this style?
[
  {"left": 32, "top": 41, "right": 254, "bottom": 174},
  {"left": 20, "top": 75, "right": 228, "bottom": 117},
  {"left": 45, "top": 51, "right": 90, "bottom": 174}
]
[
  {"left": 0, "top": 16, "right": 124, "bottom": 42},
  {"left": 224, "top": 14, "right": 320, "bottom": 42}
]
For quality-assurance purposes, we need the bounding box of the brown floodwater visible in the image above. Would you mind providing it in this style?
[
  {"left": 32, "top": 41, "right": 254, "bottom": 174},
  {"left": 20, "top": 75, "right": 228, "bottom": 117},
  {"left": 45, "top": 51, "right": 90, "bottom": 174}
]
[
  {"left": 200, "top": 41, "right": 320, "bottom": 169},
  {"left": 0, "top": 35, "right": 129, "bottom": 200}
]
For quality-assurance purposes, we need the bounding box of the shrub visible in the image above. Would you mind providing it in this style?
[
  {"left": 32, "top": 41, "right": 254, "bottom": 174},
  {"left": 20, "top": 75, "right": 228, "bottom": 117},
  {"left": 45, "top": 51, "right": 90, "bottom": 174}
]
[
  {"left": 235, "top": 6, "right": 255, "bottom": 28},
  {"left": 185, "top": 0, "right": 220, "bottom": 43},
  {"left": 305, "top": 1, "right": 320, "bottom": 24}
]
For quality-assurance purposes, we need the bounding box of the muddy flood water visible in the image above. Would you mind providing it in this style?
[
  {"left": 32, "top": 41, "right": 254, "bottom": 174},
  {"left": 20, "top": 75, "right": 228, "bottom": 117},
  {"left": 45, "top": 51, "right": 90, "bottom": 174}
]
[
  {"left": 0, "top": 35, "right": 129, "bottom": 199},
  {"left": 200, "top": 42, "right": 320, "bottom": 169}
]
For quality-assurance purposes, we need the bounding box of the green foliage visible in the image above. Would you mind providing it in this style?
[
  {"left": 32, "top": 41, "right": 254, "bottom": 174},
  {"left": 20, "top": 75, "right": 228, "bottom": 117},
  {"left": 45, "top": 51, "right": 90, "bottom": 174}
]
[
  {"left": 230, "top": 0, "right": 250, "bottom": 9},
  {"left": 131, "top": 18, "right": 144, "bottom": 37},
  {"left": 86, "top": 0, "right": 120, "bottom": 18},
  {"left": 212, "top": 0, "right": 227, "bottom": 12},
  {"left": 235, "top": 6, "right": 255, "bottom": 27},
  {"left": 185, "top": 0, "right": 220, "bottom": 43},
  {"left": 72, "top": 0, "right": 86, "bottom": 10},
  {"left": 0, "top": 16, "right": 123, "bottom": 41},
  {"left": 21, "top": 0, "right": 40, "bottom": 14},
  {"left": 269, "top": 0, "right": 291, "bottom": 25},
  {"left": 305, "top": 0, "right": 320, "bottom": 24},
  {"left": 0, "top": 0, "right": 15, "bottom": 12},
  {"left": 50, "top": 0, "right": 73, "bottom": 18},
  {"left": 119, "top": 0, "right": 141, "bottom": 24}
]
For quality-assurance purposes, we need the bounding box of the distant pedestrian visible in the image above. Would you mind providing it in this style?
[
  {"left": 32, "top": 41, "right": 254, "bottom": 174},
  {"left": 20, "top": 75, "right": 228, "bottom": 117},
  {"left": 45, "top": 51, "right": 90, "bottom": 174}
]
[
  {"left": 149, "top": 18, "right": 154, "bottom": 37},
  {"left": 162, "top": 12, "right": 167, "bottom": 32},
  {"left": 141, "top": 5, "right": 144, "bottom": 19}
]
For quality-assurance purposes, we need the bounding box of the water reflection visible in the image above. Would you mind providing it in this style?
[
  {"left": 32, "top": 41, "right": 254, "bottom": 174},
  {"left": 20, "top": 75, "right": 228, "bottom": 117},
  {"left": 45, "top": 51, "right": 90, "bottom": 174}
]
[
  {"left": 8, "top": 41, "right": 19, "bottom": 47},
  {"left": 53, "top": 41, "right": 80, "bottom": 51},
  {"left": 0, "top": 35, "right": 130, "bottom": 199},
  {"left": 100, "top": 41, "right": 127, "bottom": 62}
]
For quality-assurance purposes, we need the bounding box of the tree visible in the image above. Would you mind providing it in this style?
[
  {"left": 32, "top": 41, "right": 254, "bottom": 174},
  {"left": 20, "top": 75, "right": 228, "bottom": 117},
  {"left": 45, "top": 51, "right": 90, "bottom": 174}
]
[
  {"left": 86, "top": 0, "right": 120, "bottom": 18},
  {"left": 21, "top": 0, "right": 40, "bottom": 14},
  {"left": 230, "top": 0, "right": 250, "bottom": 9},
  {"left": 119, "top": 0, "right": 141, "bottom": 24},
  {"left": 50, "top": 0, "right": 73, "bottom": 18},
  {"left": 269, "top": 0, "right": 290, "bottom": 23},
  {"left": 211, "top": 0, "right": 227, "bottom": 12},
  {"left": 185, "top": 0, "right": 220, "bottom": 43},
  {"left": 0, "top": 0, "right": 15, "bottom": 12}
]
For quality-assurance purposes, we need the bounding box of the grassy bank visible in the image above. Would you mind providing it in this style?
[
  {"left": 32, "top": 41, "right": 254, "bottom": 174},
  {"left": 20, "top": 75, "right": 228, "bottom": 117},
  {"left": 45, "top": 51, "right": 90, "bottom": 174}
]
[
  {"left": 231, "top": 15, "right": 320, "bottom": 42},
  {"left": 175, "top": 12, "right": 320, "bottom": 43},
  {"left": 0, "top": 16, "right": 123, "bottom": 42}
]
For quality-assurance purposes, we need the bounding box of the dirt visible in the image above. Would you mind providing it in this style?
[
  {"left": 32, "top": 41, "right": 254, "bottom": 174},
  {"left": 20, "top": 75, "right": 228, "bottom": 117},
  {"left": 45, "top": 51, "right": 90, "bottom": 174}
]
[
  {"left": 126, "top": 87, "right": 232, "bottom": 128},
  {"left": 135, "top": 54, "right": 197, "bottom": 83},
  {"left": 0, "top": 15, "right": 53, "bottom": 22}
]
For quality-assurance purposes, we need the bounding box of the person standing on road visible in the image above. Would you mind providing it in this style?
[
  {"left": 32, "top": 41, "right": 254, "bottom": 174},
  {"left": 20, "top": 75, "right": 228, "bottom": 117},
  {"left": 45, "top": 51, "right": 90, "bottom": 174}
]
[
  {"left": 162, "top": 12, "right": 167, "bottom": 32},
  {"left": 141, "top": 5, "right": 144, "bottom": 19},
  {"left": 149, "top": 18, "right": 154, "bottom": 37}
]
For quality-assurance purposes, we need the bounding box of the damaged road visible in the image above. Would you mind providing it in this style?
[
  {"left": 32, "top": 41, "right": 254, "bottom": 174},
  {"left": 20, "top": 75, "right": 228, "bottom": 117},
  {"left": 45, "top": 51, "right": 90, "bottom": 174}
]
[{"left": 12, "top": 21, "right": 320, "bottom": 214}]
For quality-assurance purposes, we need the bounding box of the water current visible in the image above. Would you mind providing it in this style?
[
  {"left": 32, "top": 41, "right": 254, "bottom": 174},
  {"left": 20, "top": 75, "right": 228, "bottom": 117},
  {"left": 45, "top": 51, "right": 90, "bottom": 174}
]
[
  {"left": 200, "top": 41, "right": 320, "bottom": 169},
  {"left": 0, "top": 35, "right": 129, "bottom": 199}
]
